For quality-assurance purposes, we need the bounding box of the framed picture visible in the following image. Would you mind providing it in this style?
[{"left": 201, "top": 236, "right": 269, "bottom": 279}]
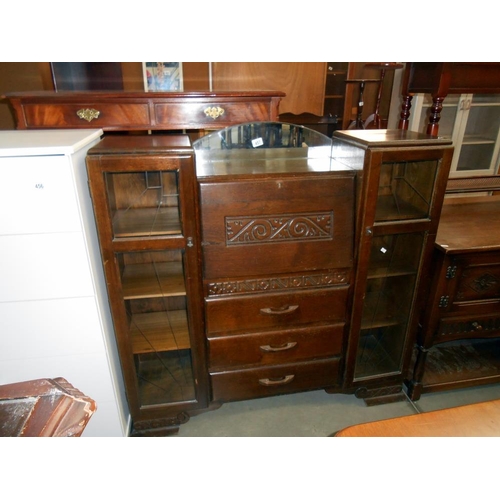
[{"left": 142, "top": 62, "right": 183, "bottom": 91}]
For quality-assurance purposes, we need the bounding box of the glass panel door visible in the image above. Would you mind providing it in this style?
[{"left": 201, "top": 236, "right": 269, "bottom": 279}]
[
  {"left": 120, "top": 249, "right": 196, "bottom": 406},
  {"left": 456, "top": 94, "right": 500, "bottom": 175},
  {"left": 105, "top": 170, "right": 181, "bottom": 239},
  {"left": 354, "top": 232, "right": 425, "bottom": 379},
  {"left": 374, "top": 159, "right": 439, "bottom": 222}
]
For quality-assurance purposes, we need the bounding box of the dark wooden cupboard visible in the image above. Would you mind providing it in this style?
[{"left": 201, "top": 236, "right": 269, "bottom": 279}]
[
  {"left": 332, "top": 129, "right": 454, "bottom": 403},
  {"left": 406, "top": 195, "right": 500, "bottom": 400},
  {"left": 86, "top": 135, "right": 209, "bottom": 436}
]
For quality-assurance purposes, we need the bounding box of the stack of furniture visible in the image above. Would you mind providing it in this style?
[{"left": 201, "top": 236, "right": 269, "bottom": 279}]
[{"left": 1, "top": 89, "right": 464, "bottom": 435}]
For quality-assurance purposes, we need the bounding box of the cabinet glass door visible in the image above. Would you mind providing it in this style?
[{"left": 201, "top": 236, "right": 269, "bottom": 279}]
[
  {"left": 105, "top": 170, "right": 181, "bottom": 239},
  {"left": 411, "top": 93, "right": 500, "bottom": 177},
  {"left": 354, "top": 231, "right": 425, "bottom": 379},
  {"left": 374, "top": 158, "right": 438, "bottom": 222},
  {"left": 456, "top": 94, "right": 500, "bottom": 175},
  {"left": 354, "top": 156, "right": 439, "bottom": 380},
  {"left": 119, "top": 249, "right": 195, "bottom": 406},
  {"left": 103, "top": 168, "right": 196, "bottom": 407}
]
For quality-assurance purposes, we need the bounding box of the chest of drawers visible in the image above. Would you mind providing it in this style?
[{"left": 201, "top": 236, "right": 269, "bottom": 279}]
[
  {"left": 194, "top": 123, "right": 355, "bottom": 403},
  {"left": 406, "top": 196, "right": 500, "bottom": 400}
]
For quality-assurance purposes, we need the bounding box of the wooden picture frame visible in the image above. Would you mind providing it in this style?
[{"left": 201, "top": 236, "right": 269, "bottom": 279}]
[{"left": 142, "top": 62, "right": 183, "bottom": 92}]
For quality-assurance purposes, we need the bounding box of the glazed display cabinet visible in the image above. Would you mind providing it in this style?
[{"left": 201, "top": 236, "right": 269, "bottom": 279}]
[
  {"left": 86, "top": 135, "right": 208, "bottom": 436},
  {"left": 332, "top": 129, "right": 454, "bottom": 404},
  {"left": 408, "top": 93, "right": 500, "bottom": 177}
]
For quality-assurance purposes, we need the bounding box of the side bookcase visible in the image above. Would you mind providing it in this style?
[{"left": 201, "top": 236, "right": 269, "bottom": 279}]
[
  {"left": 86, "top": 134, "right": 208, "bottom": 436},
  {"left": 332, "top": 129, "right": 454, "bottom": 404}
]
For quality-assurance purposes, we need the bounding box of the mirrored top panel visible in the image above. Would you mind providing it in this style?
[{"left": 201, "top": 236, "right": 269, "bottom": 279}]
[{"left": 193, "top": 122, "right": 349, "bottom": 177}]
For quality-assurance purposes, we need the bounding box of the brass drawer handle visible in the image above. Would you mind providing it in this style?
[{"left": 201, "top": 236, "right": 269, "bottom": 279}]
[
  {"left": 76, "top": 108, "right": 100, "bottom": 122},
  {"left": 204, "top": 106, "right": 225, "bottom": 119},
  {"left": 260, "top": 305, "right": 299, "bottom": 315},
  {"left": 258, "top": 375, "right": 295, "bottom": 386},
  {"left": 260, "top": 342, "right": 297, "bottom": 352}
]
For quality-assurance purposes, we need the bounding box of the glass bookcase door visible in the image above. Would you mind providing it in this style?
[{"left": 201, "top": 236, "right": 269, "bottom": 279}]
[
  {"left": 105, "top": 170, "right": 181, "bottom": 239},
  {"left": 119, "top": 249, "right": 196, "bottom": 407},
  {"left": 455, "top": 94, "right": 500, "bottom": 174},
  {"left": 374, "top": 158, "right": 439, "bottom": 222},
  {"left": 354, "top": 231, "right": 425, "bottom": 380}
]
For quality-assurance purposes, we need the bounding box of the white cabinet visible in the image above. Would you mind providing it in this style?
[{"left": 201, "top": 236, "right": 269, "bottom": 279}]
[
  {"left": 0, "top": 129, "right": 129, "bottom": 436},
  {"left": 408, "top": 94, "right": 500, "bottom": 177}
]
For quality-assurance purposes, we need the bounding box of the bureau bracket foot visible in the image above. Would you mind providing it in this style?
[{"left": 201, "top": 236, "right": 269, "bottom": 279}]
[
  {"left": 355, "top": 385, "right": 407, "bottom": 406},
  {"left": 130, "top": 412, "right": 190, "bottom": 437}
]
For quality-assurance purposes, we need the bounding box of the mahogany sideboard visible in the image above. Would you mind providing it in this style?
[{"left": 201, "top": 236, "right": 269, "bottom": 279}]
[
  {"left": 406, "top": 192, "right": 500, "bottom": 400},
  {"left": 398, "top": 62, "right": 500, "bottom": 136},
  {"left": 2, "top": 90, "right": 285, "bottom": 132}
]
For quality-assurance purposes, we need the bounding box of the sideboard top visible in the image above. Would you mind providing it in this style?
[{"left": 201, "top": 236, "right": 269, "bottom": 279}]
[{"left": 2, "top": 90, "right": 286, "bottom": 100}]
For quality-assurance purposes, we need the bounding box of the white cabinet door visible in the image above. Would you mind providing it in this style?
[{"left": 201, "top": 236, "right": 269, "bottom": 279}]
[
  {"left": 0, "top": 155, "right": 81, "bottom": 235},
  {"left": 409, "top": 93, "right": 500, "bottom": 177},
  {"left": 0, "top": 233, "right": 94, "bottom": 302}
]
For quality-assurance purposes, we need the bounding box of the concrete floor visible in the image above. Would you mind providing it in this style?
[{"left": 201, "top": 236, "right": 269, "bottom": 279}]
[{"left": 176, "top": 383, "right": 500, "bottom": 437}]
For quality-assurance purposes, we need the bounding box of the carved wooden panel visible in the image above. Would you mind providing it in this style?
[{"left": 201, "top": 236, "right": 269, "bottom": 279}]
[{"left": 225, "top": 212, "right": 333, "bottom": 245}]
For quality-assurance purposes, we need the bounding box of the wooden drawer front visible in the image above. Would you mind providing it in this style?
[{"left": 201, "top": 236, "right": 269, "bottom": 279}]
[
  {"left": 436, "top": 314, "right": 500, "bottom": 343},
  {"left": 154, "top": 101, "right": 272, "bottom": 128},
  {"left": 211, "top": 358, "right": 339, "bottom": 402},
  {"left": 208, "top": 323, "right": 344, "bottom": 369},
  {"left": 206, "top": 287, "right": 348, "bottom": 336},
  {"left": 22, "top": 103, "right": 151, "bottom": 129},
  {"left": 448, "top": 254, "right": 500, "bottom": 310},
  {"left": 200, "top": 176, "right": 354, "bottom": 279}
]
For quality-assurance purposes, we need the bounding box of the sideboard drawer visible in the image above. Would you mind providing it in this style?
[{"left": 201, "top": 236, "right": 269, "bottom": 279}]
[
  {"left": 208, "top": 323, "right": 344, "bottom": 369},
  {"left": 210, "top": 358, "right": 340, "bottom": 402},
  {"left": 206, "top": 287, "right": 349, "bottom": 336},
  {"left": 21, "top": 103, "right": 151, "bottom": 129},
  {"left": 154, "top": 101, "right": 273, "bottom": 129},
  {"left": 435, "top": 314, "right": 500, "bottom": 343}
]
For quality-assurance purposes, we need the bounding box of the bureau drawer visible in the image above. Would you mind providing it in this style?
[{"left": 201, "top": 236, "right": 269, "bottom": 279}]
[
  {"left": 21, "top": 103, "right": 151, "bottom": 129},
  {"left": 208, "top": 323, "right": 344, "bottom": 369},
  {"left": 210, "top": 358, "right": 340, "bottom": 402},
  {"left": 154, "top": 101, "right": 272, "bottom": 128},
  {"left": 206, "top": 286, "right": 349, "bottom": 335},
  {"left": 199, "top": 175, "right": 354, "bottom": 278},
  {"left": 435, "top": 314, "right": 500, "bottom": 343}
]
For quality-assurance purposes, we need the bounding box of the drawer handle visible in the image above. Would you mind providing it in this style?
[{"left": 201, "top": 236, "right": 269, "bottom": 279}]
[
  {"left": 76, "top": 108, "right": 100, "bottom": 122},
  {"left": 258, "top": 375, "right": 295, "bottom": 386},
  {"left": 204, "top": 106, "right": 225, "bottom": 119},
  {"left": 260, "top": 305, "right": 299, "bottom": 315},
  {"left": 260, "top": 342, "right": 297, "bottom": 352}
]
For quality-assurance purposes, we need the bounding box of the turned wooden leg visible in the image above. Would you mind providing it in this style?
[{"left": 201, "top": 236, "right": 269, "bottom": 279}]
[
  {"left": 398, "top": 95, "right": 413, "bottom": 130},
  {"left": 426, "top": 96, "right": 444, "bottom": 136}
]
